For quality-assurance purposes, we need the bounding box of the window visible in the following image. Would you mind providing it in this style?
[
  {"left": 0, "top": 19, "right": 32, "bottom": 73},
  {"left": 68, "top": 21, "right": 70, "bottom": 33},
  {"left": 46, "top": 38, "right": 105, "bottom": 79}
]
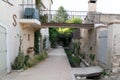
[{"left": 90, "top": 1, "right": 96, "bottom": 3}]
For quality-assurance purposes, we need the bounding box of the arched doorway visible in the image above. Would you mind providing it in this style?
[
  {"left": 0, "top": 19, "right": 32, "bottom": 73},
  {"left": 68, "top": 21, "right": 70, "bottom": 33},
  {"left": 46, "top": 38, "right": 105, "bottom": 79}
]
[{"left": 0, "top": 25, "right": 7, "bottom": 75}]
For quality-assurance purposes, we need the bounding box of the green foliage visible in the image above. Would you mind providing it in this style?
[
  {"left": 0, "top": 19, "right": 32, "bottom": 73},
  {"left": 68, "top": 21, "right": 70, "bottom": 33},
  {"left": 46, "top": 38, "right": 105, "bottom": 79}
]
[
  {"left": 65, "top": 49, "right": 72, "bottom": 57},
  {"left": 24, "top": 55, "right": 30, "bottom": 66},
  {"left": 12, "top": 52, "right": 25, "bottom": 70},
  {"left": 58, "top": 33, "right": 72, "bottom": 47},
  {"left": 55, "top": 28, "right": 73, "bottom": 47},
  {"left": 28, "top": 52, "right": 48, "bottom": 67},
  {"left": 69, "top": 56, "right": 81, "bottom": 67},
  {"left": 12, "top": 52, "right": 48, "bottom": 70},
  {"left": 54, "top": 6, "right": 68, "bottom": 23},
  {"left": 70, "top": 42, "right": 81, "bottom": 55},
  {"left": 36, "top": 0, "right": 41, "bottom": 7},
  {"left": 40, "top": 14, "right": 48, "bottom": 23},
  {"left": 34, "top": 30, "right": 41, "bottom": 53},
  {"left": 65, "top": 49, "right": 81, "bottom": 67},
  {"left": 57, "top": 28, "right": 73, "bottom": 35},
  {"left": 66, "top": 17, "right": 83, "bottom": 24},
  {"left": 49, "top": 6, "right": 83, "bottom": 47},
  {"left": 49, "top": 28, "right": 58, "bottom": 48},
  {"left": 89, "top": 53, "right": 95, "bottom": 62}
]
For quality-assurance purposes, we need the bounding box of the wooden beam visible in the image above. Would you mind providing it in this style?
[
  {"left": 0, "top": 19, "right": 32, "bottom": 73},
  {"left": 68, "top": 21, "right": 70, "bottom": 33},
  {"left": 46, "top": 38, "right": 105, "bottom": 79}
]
[{"left": 41, "top": 23, "right": 94, "bottom": 29}]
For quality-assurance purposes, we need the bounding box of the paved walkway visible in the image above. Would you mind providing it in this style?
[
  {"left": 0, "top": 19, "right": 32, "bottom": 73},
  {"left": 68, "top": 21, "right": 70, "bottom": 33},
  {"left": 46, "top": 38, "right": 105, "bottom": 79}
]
[{"left": 3, "top": 46, "right": 73, "bottom": 80}]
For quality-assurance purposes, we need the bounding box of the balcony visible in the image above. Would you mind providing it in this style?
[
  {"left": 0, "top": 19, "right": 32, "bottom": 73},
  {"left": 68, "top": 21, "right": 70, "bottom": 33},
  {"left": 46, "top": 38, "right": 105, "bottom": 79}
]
[
  {"left": 40, "top": 10, "right": 94, "bottom": 29},
  {"left": 19, "top": 4, "right": 41, "bottom": 29}
]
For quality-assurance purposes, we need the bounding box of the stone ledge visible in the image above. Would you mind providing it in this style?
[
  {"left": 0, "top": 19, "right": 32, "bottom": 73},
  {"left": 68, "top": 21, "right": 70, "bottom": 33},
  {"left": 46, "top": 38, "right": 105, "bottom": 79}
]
[{"left": 108, "top": 20, "right": 120, "bottom": 25}]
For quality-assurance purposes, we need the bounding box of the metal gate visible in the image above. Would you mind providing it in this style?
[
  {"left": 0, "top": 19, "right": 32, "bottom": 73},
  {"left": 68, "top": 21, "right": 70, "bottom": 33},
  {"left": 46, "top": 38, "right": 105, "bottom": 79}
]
[
  {"left": 97, "top": 29, "right": 108, "bottom": 66},
  {"left": 0, "top": 25, "right": 7, "bottom": 76}
]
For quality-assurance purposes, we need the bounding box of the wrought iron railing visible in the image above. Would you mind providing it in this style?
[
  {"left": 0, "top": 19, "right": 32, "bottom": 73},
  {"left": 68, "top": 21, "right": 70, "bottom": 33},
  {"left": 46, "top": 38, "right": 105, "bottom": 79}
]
[
  {"left": 20, "top": 4, "right": 40, "bottom": 20},
  {"left": 39, "top": 10, "right": 88, "bottom": 23},
  {"left": 40, "top": 10, "right": 120, "bottom": 24},
  {"left": 19, "top": 4, "right": 120, "bottom": 24}
]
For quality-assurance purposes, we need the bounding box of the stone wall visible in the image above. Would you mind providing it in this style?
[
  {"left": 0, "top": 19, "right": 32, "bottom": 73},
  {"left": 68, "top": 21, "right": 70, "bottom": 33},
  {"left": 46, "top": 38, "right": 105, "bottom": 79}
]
[
  {"left": 85, "top": 13, "right": 120, "bottom": 24},
  {"left": 108, "top": 21, "right": 120, "bottom": 73},
  {"left": 80, "top": 28, "right": 97, "bottom": 65}
]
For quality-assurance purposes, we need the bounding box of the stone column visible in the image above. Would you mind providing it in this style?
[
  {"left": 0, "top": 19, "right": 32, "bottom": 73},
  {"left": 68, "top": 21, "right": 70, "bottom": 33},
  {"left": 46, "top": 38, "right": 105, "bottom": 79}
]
[{"left": 108, "top": 20, "right": 120, "bottom": 73}]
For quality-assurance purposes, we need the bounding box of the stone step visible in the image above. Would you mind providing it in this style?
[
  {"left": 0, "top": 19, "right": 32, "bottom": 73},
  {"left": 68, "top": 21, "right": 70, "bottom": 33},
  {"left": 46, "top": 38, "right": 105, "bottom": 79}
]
[{"left": 71, "top": 66, "right": 103, "bottom": 76}]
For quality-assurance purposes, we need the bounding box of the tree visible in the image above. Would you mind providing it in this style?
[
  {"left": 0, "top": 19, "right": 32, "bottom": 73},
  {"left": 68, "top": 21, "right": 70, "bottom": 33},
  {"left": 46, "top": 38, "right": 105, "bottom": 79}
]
[
  {"left": 36, "top": 0, "right": 43, "bottom": 9},
  {"left": 34, "top": 30, "right": 41, "bottom": 53},
  {"left": 54, "top": 6, "right": 68, "bottom": 23},
  {"left": 49, "top": 28, "right": 59, "bottom": 48},
  {"left": 66, "top": 17, "right": 83, "bottom": 24}
]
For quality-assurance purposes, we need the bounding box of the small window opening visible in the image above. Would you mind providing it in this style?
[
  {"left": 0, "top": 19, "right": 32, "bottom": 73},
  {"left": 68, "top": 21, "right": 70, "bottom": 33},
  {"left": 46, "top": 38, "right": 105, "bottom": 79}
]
[{"left": 90, "top": 1, "right": 96, "bottom": 3}]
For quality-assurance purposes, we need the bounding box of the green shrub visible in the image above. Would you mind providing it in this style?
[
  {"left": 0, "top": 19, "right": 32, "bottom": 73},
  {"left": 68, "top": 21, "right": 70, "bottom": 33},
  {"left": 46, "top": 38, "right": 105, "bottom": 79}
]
[
  {"left": 12, "top": 52, "right": 25, "bottom": 70},
  {"left": 65, "top": 49, "right": 72, "bottom": 57},
  {"left": 69, "top": 56, "right": 81, "bottom": 67},
  {"left": 27, "top": 51, "right": 48, "bottom": 67},
  {"left": 49, "top": 28, "right": 58, "bottom": 48},
  {"left": 89, "top": 53, "right": 95, "bottom": 62},
  {"left": 40, "top": 14, "right": 48, "bottom": 23},
  {"left": 65, "top": 49, "right": 81, "bottom": 67},
  {"left": 34, "top": 30, "right": 41, "bottom": 53},
  {"left": 12, "top": 52, "right": 48, "bottom": 70}
]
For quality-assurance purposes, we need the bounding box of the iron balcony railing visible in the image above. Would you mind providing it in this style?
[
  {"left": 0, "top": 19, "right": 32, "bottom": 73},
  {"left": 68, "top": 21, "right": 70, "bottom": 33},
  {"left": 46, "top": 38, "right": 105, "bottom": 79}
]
[
  {"left": 40, "top": 10, "right": 120, "bottom": 24},
  {"left": 39, "top": 10, "right": 88, "bottom": 23},
  {"left": 19, "top": 4, "right": 120, "bottom": 24},
  {"left": 20, "top": 4, "right": 40, "bottom": 20}
]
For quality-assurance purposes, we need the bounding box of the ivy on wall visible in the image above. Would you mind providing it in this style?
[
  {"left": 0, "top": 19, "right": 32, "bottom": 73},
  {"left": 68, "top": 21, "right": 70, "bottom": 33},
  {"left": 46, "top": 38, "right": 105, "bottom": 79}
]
[
  {"left": 36, "top": 0, "right": 41, "bottom": 7},
  {"left": 34, "top": 30, "right": 41, "bottom": 53}
]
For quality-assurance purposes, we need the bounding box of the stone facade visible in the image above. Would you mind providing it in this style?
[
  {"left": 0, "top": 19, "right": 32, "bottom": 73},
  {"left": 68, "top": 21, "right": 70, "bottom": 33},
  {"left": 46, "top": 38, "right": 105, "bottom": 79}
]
[
  {"left": 108, "top": 21, "right": 120, "bottom": 73},
  {"left": 80, "top": 28, "right": 97, "bottom": 65},
  {"left": 85, "top": 13, "right": 120, "bottom": 24}
]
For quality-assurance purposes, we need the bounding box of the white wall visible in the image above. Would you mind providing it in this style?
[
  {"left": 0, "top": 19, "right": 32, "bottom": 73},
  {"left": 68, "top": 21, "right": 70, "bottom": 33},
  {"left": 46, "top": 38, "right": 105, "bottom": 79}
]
[
  {"left": 41, "top": 0, "right": 52, "bottom": 10},
  {"left": 0, "top": 0, "right": 36, "bottom": 72},
  {"left": 0, "top": 0, "right": 23, "bottom": 72}
]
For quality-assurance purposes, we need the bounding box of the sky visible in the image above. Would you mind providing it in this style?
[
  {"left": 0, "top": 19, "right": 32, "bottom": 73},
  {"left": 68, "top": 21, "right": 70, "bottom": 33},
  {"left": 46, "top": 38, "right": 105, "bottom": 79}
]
[{"left": 51, "top": 0, "right": 120, "bottom": 14}]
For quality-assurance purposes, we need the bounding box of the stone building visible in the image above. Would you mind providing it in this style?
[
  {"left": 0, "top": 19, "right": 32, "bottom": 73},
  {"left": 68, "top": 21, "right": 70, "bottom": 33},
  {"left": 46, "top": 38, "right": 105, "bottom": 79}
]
[{"left": 80, "top": 0, "right": 120, "bottom": 73}]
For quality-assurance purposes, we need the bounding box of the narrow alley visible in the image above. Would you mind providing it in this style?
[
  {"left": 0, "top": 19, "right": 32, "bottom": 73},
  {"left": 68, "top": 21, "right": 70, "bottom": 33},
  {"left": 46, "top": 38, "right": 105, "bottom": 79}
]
[{"left": 3, "top": 46, "right": 73, "bottom": 80}]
